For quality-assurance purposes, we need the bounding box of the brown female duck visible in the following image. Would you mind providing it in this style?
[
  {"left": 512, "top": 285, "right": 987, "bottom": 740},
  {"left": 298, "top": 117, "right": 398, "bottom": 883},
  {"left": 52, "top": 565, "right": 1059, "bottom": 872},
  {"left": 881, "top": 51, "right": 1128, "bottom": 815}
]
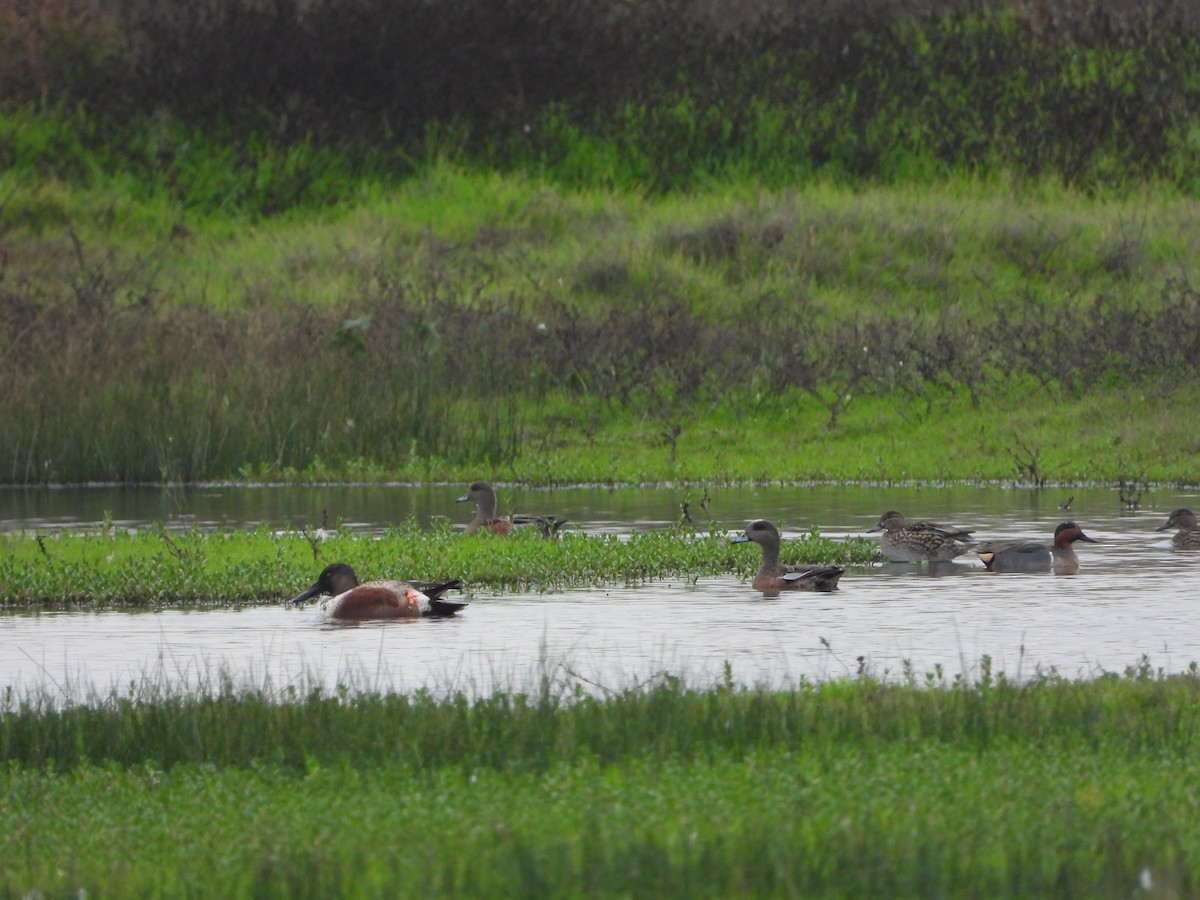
[
  {"left": 1154, "top": 508, "right": 1200, "bottom": 549},
  {"left": 866, "top": 510, "right": 975, "bottom": 563},
  {"left": 456, "top": 481, "right": 568, "bottom": 537},
  {"left": 733, "top": 519, "right": 844, "bottom": 592}
]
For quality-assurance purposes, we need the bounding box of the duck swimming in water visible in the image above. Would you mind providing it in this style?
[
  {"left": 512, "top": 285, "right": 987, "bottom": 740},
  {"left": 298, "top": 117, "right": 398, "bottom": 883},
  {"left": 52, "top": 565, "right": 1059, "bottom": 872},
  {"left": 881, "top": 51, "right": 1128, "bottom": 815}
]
[
  {"left": 866, "top": 510, "right": 976, "bottom": 563},
  {"left": 733, "top": 519, "right": 845, "bottom": 593},
  {"left": 975, "top": 522, "right": 1098, "bottom": 575},
  {"left": 290, "top": 563, "right": 466, "bottom": 621},
  {"left": 1154, "top": 508, "right": 1200, "bottom": 549}
]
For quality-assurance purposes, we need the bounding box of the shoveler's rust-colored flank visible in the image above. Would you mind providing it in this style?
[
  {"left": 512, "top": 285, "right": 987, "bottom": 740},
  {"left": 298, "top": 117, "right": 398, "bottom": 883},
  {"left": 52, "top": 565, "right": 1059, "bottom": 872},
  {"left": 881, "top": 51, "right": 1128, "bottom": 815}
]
[
  {"left": 1155, "top": 508, "right": 1200, "bottom": 549},
  {"left": 976, "top": 522, "right": 1098, "bottom": 575},
  {"left": 732, "top": 519, "right": 844, "bottom": 593},
  {"left": 866, "top": 510, "right": 975, "bottom": 563},
  {"left": 455, "top": 481, "right": 568, "bottom": 537},
  {"left": 290, "top": 562, "right": 465, "bottom": 621}
]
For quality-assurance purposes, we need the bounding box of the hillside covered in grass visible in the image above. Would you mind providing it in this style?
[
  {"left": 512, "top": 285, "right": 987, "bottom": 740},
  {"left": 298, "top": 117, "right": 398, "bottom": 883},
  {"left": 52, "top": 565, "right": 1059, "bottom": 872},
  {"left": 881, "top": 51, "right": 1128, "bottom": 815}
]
[{"left": 2, "top": 0, "right": 1199, "bottom": 484}]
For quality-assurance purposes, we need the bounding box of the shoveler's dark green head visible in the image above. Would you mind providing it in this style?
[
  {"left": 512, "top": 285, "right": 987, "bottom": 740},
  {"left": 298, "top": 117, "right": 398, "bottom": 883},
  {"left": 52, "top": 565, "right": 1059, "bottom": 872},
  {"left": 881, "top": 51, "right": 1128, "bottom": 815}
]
[{"left": 290, "top": 562, "right": 359, "bottom": 604}]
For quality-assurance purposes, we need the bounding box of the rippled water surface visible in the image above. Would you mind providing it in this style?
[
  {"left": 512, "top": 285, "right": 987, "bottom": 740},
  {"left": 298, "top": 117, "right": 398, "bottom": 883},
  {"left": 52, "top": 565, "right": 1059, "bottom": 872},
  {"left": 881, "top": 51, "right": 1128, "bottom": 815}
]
[{"left": 3, "top": 483, "right": 1200, "bottom": 699}]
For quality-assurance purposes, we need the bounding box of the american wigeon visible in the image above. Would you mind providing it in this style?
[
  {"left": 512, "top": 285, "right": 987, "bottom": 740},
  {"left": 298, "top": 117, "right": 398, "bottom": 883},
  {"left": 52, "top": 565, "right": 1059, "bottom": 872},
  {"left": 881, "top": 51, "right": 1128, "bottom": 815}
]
[
  {"left": 866, "top": 510, "right": 976, "bottom": 563},
  {"left": 1154, "top": 508, "right": 1200, "bottom": 549},
  {"left": 455, "top": 481, "right": 568, "bottom": 536},
  {"left": 732, "top": 519, "right": 845, "bottom": 592},
  {"left": 976, "top": 522, "right": 1098, "bottom": 574},
  {"left": 290, "top": 563, "right": 465, "bottom": 621}
]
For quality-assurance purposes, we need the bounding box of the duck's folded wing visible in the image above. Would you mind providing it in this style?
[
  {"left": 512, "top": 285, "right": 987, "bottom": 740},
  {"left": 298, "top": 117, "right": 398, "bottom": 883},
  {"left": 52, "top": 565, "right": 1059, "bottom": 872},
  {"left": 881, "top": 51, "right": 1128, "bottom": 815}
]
[
  {"left": 783, "top": 565, "right": 845, "bottom": 588},
  {"left": 513, "top": 514, "right": 569, "bottom": 536},
  {"left": 911, "top": 521, "right": 975, "bottom": 540}
]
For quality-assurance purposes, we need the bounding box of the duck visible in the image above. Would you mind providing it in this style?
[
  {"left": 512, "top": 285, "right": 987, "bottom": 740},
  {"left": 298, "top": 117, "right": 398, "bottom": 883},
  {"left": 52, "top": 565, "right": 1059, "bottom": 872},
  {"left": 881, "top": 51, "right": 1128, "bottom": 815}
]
[
  {"left": 732, "top": 519, "right": 845, "bottom": 592},
  {"left": 976, "top": 522, "right": 1098, "bottom": 574},
  {"left": 290, "top": 563, "right": 466, "bottom": 621},
  {"left": 455, "top": 481, "right": 568, "bottom": 537},
  {"left": 1154, "top": 508, "right": 1200, "bottom": 549},
  {"left": 866, "top": 510, "right": 975, "bottom": 563}
]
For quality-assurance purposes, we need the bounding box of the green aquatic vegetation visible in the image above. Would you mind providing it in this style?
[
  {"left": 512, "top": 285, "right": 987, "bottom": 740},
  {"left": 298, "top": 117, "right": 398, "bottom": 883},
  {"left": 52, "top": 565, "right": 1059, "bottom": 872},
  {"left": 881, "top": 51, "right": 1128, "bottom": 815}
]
[
  {"left": 0, "top": 523, "right": 879, "bottom": 608},
  {"left": 2, "top": 669, "right": 1200, "bottom": 896}
]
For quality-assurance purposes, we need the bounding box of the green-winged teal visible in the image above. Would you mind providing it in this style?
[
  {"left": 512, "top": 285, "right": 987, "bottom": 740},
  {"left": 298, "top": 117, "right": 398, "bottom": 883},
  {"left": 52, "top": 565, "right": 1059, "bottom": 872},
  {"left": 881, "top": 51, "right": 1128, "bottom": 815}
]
[
  {"left": 976, "top": 522, "right": 1098, "bottom": 574},
  {"left": 456, "top": 481, "right": 569, "bottom": 536},
  {"left": 1154, "top": 508, "right": 1200, "bottom": 549},
  {"left": 732, "top": 519, "right": 844, "bottom": 592},
  {"left": 290, "top": 563, "right": 465, "bottom": 621},
  {"left": 866, "top": 510, "right": 975, "bottom": 563}
]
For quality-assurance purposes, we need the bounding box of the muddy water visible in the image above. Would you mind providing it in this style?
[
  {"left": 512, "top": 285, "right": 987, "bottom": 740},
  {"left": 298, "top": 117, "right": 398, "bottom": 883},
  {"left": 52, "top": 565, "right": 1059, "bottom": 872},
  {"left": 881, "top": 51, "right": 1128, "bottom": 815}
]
[{"left": 2, "top": 483, "right": 1199, "bottom": 699}]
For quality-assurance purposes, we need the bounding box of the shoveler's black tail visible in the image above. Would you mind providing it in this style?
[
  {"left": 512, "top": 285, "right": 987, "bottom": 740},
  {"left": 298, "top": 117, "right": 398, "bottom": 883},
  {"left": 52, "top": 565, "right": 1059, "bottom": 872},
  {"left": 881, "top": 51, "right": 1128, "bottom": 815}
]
[
  {"left": 411, "top": 578, "right": 462, "bottom": 599},
  {"left": 427, "top": 597, "right": 468, "bottom": 616},
  {"left": 415, "top": 578, "right": 467, "bottom": 616}
]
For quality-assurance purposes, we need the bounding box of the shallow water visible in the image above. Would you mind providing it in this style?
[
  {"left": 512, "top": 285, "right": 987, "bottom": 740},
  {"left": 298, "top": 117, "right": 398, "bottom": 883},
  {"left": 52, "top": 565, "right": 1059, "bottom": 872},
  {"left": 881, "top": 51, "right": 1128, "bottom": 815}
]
[{"left": 3, "top": 483, "right": 1200, "bottom": 699}]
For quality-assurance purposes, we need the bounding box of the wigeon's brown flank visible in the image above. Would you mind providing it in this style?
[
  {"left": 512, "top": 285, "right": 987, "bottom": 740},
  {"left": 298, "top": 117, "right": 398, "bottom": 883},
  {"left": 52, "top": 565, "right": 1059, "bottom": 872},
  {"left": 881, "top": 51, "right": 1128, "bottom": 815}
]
[
  {"left": 733, "top": 519, "right": 844, "bottom": 593},
  {"left": 290, "top": 562, "right": 465, "bottom": 621},
  {"left": 976, "top": 522, "right": 1097, "bottom": 575},
  {"left": 455, "top": 481, "right": 568, "bottom": 537}
]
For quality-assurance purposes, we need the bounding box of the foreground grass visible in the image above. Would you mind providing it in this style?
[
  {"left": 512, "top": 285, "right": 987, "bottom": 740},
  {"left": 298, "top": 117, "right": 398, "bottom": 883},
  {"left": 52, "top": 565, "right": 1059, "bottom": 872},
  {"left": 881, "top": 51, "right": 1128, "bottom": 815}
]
[
  {"left": 0, "top": 523, "right": 877, "bottom": 607},
  {"left": 3, "top": 668, "right": 1199, "bottom": 896}
]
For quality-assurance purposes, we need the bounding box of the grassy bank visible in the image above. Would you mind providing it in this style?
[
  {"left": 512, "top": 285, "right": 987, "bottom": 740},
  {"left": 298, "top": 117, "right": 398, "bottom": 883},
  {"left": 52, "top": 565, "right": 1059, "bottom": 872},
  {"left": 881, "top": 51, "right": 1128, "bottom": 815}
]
[
  {"left": 4, "top": 0, "right": 1200, "bottom": 485},
  {"left": 5, "top": 155, "right": 1200, "bottom": 485},
  {"left": 3, "top": 668, "right": 1199, "bottom": 896},
  {"left": 0, "top": 523, "right": 877, "bottom": 608}
]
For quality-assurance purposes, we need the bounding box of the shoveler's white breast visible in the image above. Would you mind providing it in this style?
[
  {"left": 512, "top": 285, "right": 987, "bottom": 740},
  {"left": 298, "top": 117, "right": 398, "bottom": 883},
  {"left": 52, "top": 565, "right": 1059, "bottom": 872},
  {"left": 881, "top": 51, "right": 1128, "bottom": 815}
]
[{"left": 318, "top": 580, "right": 431, "bottom": 621}]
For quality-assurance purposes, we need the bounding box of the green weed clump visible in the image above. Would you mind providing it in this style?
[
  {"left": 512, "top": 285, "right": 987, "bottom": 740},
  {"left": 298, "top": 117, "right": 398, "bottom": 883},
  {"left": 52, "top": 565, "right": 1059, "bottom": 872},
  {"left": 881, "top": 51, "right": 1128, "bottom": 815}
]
[
  {"left": 0, "top": 522, "right": 877, "bottom": 607},
  {"left": 2, "top": 667, "right": 1200, "bottom": 896}
]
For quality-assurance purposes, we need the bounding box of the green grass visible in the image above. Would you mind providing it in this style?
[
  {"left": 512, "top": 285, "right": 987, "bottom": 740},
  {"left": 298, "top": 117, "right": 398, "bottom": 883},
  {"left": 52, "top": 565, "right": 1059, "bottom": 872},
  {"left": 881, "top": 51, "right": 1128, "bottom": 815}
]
[
  {"left": 496, "top": 385, "right": 1200, "bottom": 486},
  {"left": 3, "top": 666, "right": 1200, "bottom": 896},
  {"left": 7, "top": 155, "right": 1199, "bottom": 319},
  {"left": 0, "top": 522, "right": 878, "bottom": 608},
  {"left": 6, "top": 110, "right": 1200, "bottom": 485}
]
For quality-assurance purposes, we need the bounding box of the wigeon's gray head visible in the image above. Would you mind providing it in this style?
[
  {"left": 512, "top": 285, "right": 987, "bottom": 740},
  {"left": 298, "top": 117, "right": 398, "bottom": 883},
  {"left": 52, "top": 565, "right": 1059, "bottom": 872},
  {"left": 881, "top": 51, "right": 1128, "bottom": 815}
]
[
  {"left": 734, "top": 519, "right": 781, "bottom": 545},
  {"left": 456, "top": 481, "right": 495, "bottom": 503}
]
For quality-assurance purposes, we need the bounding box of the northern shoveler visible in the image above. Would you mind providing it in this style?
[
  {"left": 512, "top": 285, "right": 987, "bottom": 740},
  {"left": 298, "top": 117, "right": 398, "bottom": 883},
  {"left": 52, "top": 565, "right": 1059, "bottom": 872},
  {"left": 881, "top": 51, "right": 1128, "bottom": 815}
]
[
  {"left": 732, "top": 519, "right": 844, "bottom": 593},
  {"left": 290, "top": 563, "right": 466, "bottom": 621},
  {"left": 976, "top": 522, "right": 1098, "bottom": 574},
  {"left": 866, "top": 510, "right": 975, "bottom": 563},
  {"left": 1154, "top": 508, "right": 1200, "bottom": 549},
  {"left": 455, "top": 481, "right": 568, "bottom": 536}
]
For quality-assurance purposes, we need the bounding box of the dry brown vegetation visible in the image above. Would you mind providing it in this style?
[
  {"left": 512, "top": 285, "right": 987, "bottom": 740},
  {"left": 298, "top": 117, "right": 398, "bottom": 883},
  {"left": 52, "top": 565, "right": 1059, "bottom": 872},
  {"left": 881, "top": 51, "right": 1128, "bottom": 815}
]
[{"left": 3, "top": 230, "right": 1200, "bottom": 482}]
